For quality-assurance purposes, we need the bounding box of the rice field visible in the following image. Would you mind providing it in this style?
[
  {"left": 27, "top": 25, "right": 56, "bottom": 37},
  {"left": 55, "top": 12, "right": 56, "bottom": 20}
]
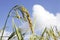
[{"left": 0, "top": 5, "right": 60, "bottom": 40}]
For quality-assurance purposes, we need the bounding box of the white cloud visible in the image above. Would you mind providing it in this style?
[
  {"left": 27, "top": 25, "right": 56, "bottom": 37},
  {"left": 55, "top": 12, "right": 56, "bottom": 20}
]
[{"left": 32, "top": 4, "right": 60, "bottom": 34}]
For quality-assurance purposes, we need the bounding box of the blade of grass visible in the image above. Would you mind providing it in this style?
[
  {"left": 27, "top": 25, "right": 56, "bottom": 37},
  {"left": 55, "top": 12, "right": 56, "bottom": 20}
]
[
  {"left": 0, "top": 5, "right": 19, "bottom": 40},
  {"left": 8, "top": 31, "right": 15, "bottom": 40},
  {"left": 12, "top": 18, "right": 23, "bottom": 40},
  {"left": 39, "top": 27, "right": 46, "bottom": 40}
]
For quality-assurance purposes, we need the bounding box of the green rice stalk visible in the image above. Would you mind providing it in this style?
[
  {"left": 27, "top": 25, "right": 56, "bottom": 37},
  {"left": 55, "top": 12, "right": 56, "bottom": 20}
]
[
  {"left": 45, "top": 31, "right": 50, "bottom": 40},
  {"left": 55, "top": 26, "right": 60, "bottom": 37},
  {"left": 50, "top": 27, "right": 57, "bottom": 40},
  {"left": 8, "top": 31, "right": 15, "bottom": 40},
  {"left": 0, "top": 5, "right": 19, "bottom": 40},
  {"left": 15, "top": 27, "right": 23, "bottom": 40},
  {"left": 12, "top": 18, "right": 23, "bottom": 40},
  {"left": 39, "top": 28, "right": 46, "bottom": 40}
]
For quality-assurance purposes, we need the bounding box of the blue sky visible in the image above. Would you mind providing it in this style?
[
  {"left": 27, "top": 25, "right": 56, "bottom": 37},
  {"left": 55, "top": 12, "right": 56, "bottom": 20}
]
[{"left": 0, "top": 0, "right": 60, "bottom": 32}]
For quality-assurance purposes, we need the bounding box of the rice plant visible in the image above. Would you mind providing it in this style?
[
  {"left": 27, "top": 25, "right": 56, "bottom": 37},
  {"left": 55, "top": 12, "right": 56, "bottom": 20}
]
[{"left": 0, "top": 5, "right": 60, "bottom": 40}]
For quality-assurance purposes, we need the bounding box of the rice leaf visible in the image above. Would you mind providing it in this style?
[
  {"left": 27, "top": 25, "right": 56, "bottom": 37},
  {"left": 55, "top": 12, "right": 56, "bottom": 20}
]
[
  {"left": 12, "top": 18, "right": 23, "bottom": 40},
  {"left": 8, "top": 31, "right": 15, "bottom": 40}
]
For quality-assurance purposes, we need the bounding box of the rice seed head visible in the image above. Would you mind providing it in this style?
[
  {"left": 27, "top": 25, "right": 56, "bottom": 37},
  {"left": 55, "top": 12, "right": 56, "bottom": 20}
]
[{"left": 19, "top": 6, "right": 34, "bottom": 33}]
